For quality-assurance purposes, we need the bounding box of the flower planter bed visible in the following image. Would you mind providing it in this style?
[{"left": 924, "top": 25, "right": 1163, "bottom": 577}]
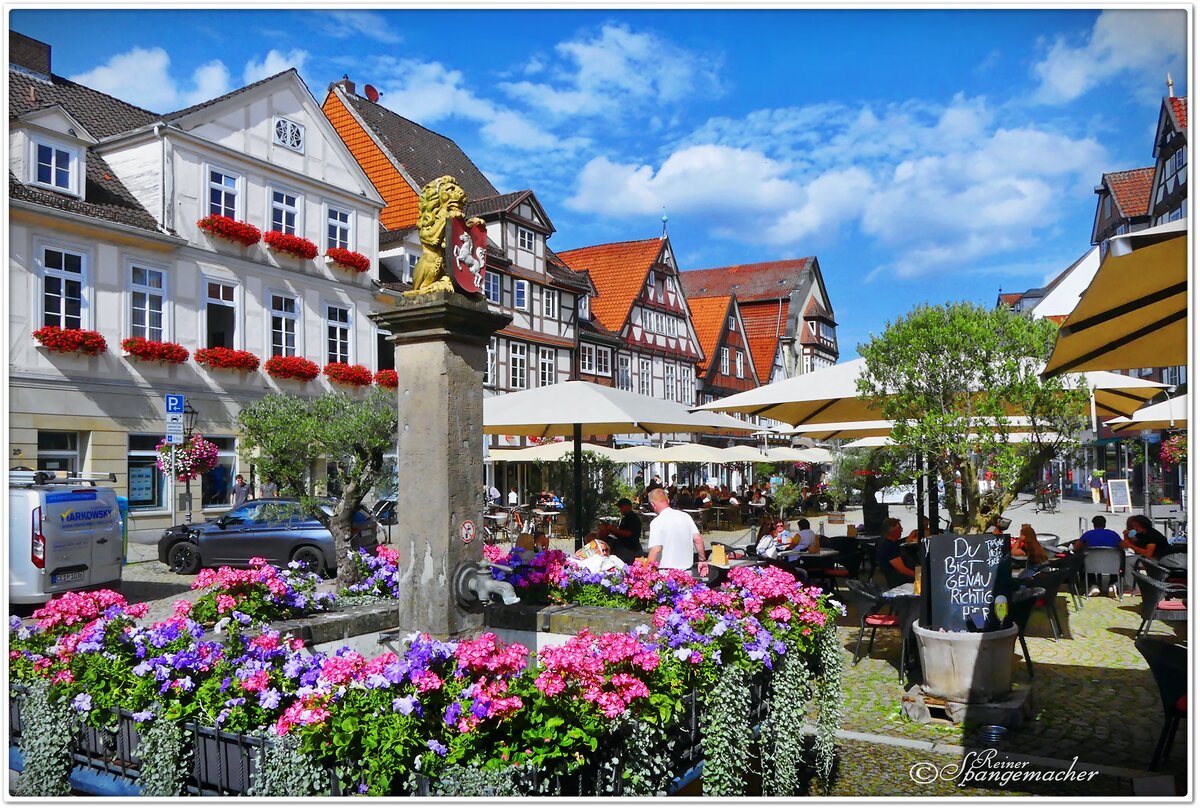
[
  {"left": 323, "top": 362, "right": 373, "bottom": 387},
  {"left": 121, "top": 338, "right": 189, "bottom": 364},
  {"left": 325, "top": 248, "right": 371, "bottom": 274},
  {"left": 197, "top": 215, "right": 260, "bottom": 247},
  {"left": 375, "top": 369, "right": 398, "bottom": 389},
  {"left": 263, "top": 231, "right": 318, "bottom": 261},
  {"left": 264, "top": 355, "right": 320, "bottom": 382},
  {"left": 194, "top": 346, "right": 260, "bottom": 372},
  {"left": 32, "top": 326, "right": 108, "bottom": 355}
]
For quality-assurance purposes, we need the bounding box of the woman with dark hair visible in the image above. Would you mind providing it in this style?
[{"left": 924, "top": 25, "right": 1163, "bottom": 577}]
[{"left": 1121, "top": 515, "right": 1170, "bottom": 560}]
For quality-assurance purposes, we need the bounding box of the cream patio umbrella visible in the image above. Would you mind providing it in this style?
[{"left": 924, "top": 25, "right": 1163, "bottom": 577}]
[
  {"left": 484, "top": 381, "right": 754, "bottom": 541},
  {"left": 1105, "top": 393, "right": 1189, "bottom": 432},
  {"left": 1044, "top": 220, "right": 1187, "bottom": 376},
  {"left": 489, "top": 442, "right": 628, "bottom": 463},
  {"left": 764, "top": 446, "right": 834, "bottom": 463}
]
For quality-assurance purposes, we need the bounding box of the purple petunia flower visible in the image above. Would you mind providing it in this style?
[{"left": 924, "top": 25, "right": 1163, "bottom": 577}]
[
  {"left": 393, "top": 696, "right": 419, "bottom": 716},
  {"left": 443, "top": 702, "right": 462, "bottom": 727},
  {"left": 132, "top": 709, "right": 155, "bottom": 723},
  {"left": 259, "top": 689, "right": 282, "bottom": 710},
  {"left": 72, "top": 694, "right": 92, "bottom": 712},
  {"left": 426, "top": 739, "right": 448, "bottom": 756}
]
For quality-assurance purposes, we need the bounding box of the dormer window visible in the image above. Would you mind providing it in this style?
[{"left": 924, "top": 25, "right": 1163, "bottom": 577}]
[
  {"left": 29, "top": 136, "right": 82, "bottom": 196},
  {"left": 517, "top": 226, "right": 535, "bottom": 252},
  {"left": 578, "top": 295, "right": 590, "bottom": 320},
  {"left": 273, "top": 116, "right": 305, "bottom": 153}
]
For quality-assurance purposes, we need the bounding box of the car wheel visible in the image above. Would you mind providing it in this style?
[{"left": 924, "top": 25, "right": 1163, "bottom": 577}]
[
  {"left": 167, "top": 541, "right": 201, "bottom": 575},
  {"left": 291, "top": 546, "right": 326, "bottom": 577}
]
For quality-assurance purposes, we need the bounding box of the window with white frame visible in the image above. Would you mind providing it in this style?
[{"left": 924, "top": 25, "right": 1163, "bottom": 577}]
[
  {"left": 509, "top": 343, "right": 527, "bottom": 389},
  {"left": 665, "top": 364, "right": 676, "bottom": 401},
  {"left": 617, "top": 354, "right": 632, "bottom": 391},
  {"left": 405, "top": 253, "right": 418, "bottom": 284},
  {"left": 803, "top": 354, "right": 813, "bottom": 374},
  {"left": 580, "top": 343, "right": 596, "bottom": 374},
  {"left": 129, "top": 265, "right": 165, "bottom": 341},
  {"left": 514, "top": 280, "right": 529, "bottom": 311},
  {"left": 728, "top": 316, "right": 735, "bottom": 331},
  {"left": 1164, "top": 366, "right": 1188, "bottom": 387},
  {"left": 680, "top": 366, "right": 694, "bottom": 405},
  {"left": 273, "top": 116, "right": 305, "bottom": 153},
  {"left": 517, "top": 226, "right": 535, "bottom": 251},
  {"left": 325, "top": 304, "right": 350, "bottom": 364},
  {"left": 595, "top": 347, "right": 611, "bottom": 377},
  {"left": 819, "top": 322, "right": 835, "bottom": 341},
  {"left": 539, "top": 347, "right": 556, "bottom": 387},
  {"left": 485, "top": 337, "right": 496, "bottom": 386},
  {"left": 543, "top": 288, "right": 558, "bottom": 318},
  {"left": 720, "top": 347, "right": 730, "bottom": 375},
  {"left": 271, "top": 189, "right": 299, "bottom": 235},
  {"left": 735, "top": 351, "right": 744, "bottom": 379},
  {"left": 208, "top": 169, "right": 239, "bottom": 218},
  {"left": 578, "top": 295, "right": 590, "bottom": 320},
  {"left": 31, "top": 137, "right": 80, "bottom": 194},
  {"left": 205, "top": 281, "right": 237, "bottom": 348},
  {"left": 38, "top": 431, "right": 78, "bottom": 475},
  {"left": 485, "top": 271, "right": 501, "bottom": 304},
  {"left": 326, "top": 206, "right": 352, "bottom": 250},
  {"left": 270, "top": 294, "right": 299, "bottom": 357},
  {"left": 41, "top": 245, "right": 85, "bottom": 329},
  {"left": 639, "top": 357, "right": 653, "bottom": 397}
]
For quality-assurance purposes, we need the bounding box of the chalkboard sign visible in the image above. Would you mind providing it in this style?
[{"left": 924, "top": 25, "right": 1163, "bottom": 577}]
[
  {"left": 1107, "top": 479, "right": 1131, "bottom": 512},
  {"left": 923, "top": 533, "right": 1012, "bottom": 632}
]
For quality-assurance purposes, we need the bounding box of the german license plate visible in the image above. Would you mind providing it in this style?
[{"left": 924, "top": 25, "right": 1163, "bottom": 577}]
[{"left": 52, "top": 571, "right": 85, "bottom": 585}]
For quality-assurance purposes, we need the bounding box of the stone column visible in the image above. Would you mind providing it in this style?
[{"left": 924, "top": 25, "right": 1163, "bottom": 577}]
[{"left": 371, "top": 291, "right": 511, "bottom": 639}]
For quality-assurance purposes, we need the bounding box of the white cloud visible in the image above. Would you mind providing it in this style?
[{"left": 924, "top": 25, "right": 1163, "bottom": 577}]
[
  {"left": 321, "top": 11, "right": 401, "bottom": 44},
  {"left": 69, "top": 47, "right": 232, "bottom": 111},
  {"left": 243, "top": 49, "right": 308, "bottom": 85},
  {"left": 500, "top": 23, "right": 722, "bottom": 119},
  {"left": 1031, "top": 10, "right": 1186, "bottom": 104}
]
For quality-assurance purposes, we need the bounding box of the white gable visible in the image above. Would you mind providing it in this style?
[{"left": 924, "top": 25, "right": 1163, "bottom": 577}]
[{"left": 16, "top": 105, "right": 97, "bottom": 144}]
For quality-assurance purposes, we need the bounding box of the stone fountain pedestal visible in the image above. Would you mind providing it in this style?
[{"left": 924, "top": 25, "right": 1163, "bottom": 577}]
[{"left": 371, "top": 291, "right": 510, "bottom": 639}]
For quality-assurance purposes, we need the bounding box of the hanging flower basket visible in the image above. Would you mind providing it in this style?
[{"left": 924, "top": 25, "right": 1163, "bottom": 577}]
[
  {"left": 32, "top": 326, "right": 108, "bottom": 355},
  {"left": 156, "top": 433, "right": 219, "bottom": 482},
  {"left": 1160, "top": 435, "right": 1187, "bottom": 469},
  {"left": 375, "top": 369, "right": 398, "bottom": 389},
  {"left": 194, "top": 347, "right": 260, "bottom": 372},
  {"left": 325, "top": 248, "right": 371, "bottom": 274},
  {"left": 323, "top": 362, "right": 373, "bottom": 387},
  {"left": 197, "top": 215, "right": 261, "bottom": 247},
  {"left": 120, "top": 337, "right": 189, "bottom": 365},
  {"left": 263, "top": 231, "right": 319, "bottom": 261},
  {"left": 265, "top": 355, "right": 320, "bottom": 382}
]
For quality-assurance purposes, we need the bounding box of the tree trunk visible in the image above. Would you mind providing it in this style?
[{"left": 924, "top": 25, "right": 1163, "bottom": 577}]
[{"left": 332, "top": 476, "right": 367, "bottom": 590}]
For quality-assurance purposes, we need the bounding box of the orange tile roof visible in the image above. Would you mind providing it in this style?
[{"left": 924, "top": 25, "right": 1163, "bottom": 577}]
[
  {"left": 687, "top": 295, "right": 731, "bottom": 374},
  {"left": 680, "top": 257, "right": 815, "bottom": 302},
  {"left": 997, "top": 293, "right": 1022, "bottom": 305},
  {"left": 555, "top": 238, "right": 664, "bottom": 333},
  {"left": 1169, "top": 96, "right": 1188, "bottom": 130},
  {"left": 1104, "top": 167, "right": 1155, "bottom": 217},
  {"left": 740, "top": 301, "right": 788, "bottom": 382}
]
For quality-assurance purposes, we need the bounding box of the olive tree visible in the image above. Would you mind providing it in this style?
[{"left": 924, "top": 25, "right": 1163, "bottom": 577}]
[
  {"left": 856, "top": 302, "right": 1089, "bottom": 532},
  {"left": 238, "top": 389, "right": 397, "bottom": 588}
]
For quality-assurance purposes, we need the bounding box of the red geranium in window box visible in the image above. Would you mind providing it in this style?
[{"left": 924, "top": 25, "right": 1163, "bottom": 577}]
[
  {"left": 194, "top": 346, "right": 260, "bottom": 372},
  {"left": 324, "top": 362, "right": 373, "bottom": 387},
  {"left": 263, "top": 231, "right": 319, "bottom": 261},
  {"left": 197, "top": 215, "right": 261, "bottom": 247},
  {"left": 33, "top": 326, "right": 108, "bottom": 356},
  {"left": 121, "top": 337, "right": 189, "bottom": 364},
  {"left": 326, "top": 247, "right": 371, "bottom": 274},
  {"left": 265, "top": 354, "right": 320, "bottom": 382},
  {"left": 375, "top": 369, "right": 399, "bottom": 389}
]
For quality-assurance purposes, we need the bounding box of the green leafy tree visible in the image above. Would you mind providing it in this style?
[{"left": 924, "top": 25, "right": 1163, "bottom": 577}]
[
  {"left": 545, "top": 450, "right": 626, "bottom": 536},
  {"left": 238, "top": 389, "right": 397, "bottom": 588},
  {"left": 856, "top": 302, "right": 1089, "bottom": 532}
]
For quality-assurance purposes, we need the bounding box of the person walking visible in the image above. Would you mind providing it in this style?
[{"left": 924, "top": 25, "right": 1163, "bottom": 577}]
[
  {"left": 259, "top": 476, "right": 278, "bottom": 498},
  {"left": 231, "top": 474, "right": 252, "bottom": 508},
  {"left": 646, "top": 487, "right": 708, "bottom": 576},
  {"left": 1089, "top": 470, "right": 1105, "bottom": 505}
]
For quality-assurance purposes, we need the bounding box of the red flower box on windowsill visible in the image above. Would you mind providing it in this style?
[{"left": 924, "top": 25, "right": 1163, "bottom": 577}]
[
  {"left": 375, "top": 369, "right": 398, "bottom": 389},
  {"left": 325, "top": 248, "right": 371, "bottom": 274},
  {"left": 121, "top": 337, "right": 189, "bottom": 365},
  {"left": 194, "top": 347, "right": 260, "bottom": 372},
  {"left": 197, "top": 215, "right": 261, "bottom": 247},
  {"left": 324, "top": 362, "right": 373, "bottom": 387},
  {"left": 263, "top": 231, "right": 319, "bottom": 261},
  {"left": 265, "top": 355, "right": 320, "bottom": 382},
  {"left": 33, "top": 326, "right": 108, "bottom": 356}
]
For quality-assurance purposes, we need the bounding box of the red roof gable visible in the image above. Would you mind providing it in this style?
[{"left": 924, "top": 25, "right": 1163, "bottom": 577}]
[
  {"left": 740, "top": 301, "right": 788, "bottom": 382},
  {"left": 1104, "top": 167, "right": 1155, "bottom": 217},
  {"left": 687, "top": 295, "right": 731, "bottom": 375},
  {"left": 556, "top": 238, "right": 664, "bottom": 333},
  {"left": 997, "top": 293, "right": 1022, "bottom": 306},
  {"left": 1169, "top": 96, "right": 1188, "bottom": 131},
  {"left": 680, "top": 257, "right": 815, "bottom": 302}
]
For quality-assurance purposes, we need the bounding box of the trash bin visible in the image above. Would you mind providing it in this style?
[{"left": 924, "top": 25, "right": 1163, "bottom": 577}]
[{"left": 116, "top": 495, "right": 129, "bottom": 564}]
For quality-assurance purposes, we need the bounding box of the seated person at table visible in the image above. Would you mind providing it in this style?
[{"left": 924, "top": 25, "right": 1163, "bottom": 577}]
[
  {"left": 1013, "top": 524, "right": 1048, "bottom": 566},
  {"left": 676, "top": 488, "right": 696, "bottom": 509},
  {"left": 532, "top": 531, "right": 550, "bottom": 553},
  {"left": 985, "top": 515, "right": 1006, "bottom": 536},
  {"left": 793, "top": 518, "right": 817, "bottom": 551},
  {"left": 756, "top": 514, "right": 776, "bottom": 543},
  {"left": 595, "top": 498, "right": 643, "bottom": 564},
  {"left": 538, "top": 490, "right": 563, "bottom": 509},
  {"left": 1075, "top": 515, "right": 1122, "bottom": 551},
  {"left": 756, "top": 520, "right": 793, "bottom": 558},
  {"left": 1122, "top": 515, "right": 1170, "bottom": 560},
  {"left": 876, "top": 517, "right": 916, "bottom": 585},
  {"left": 694, "top": 486, "right": 712, "bottom": 508},
  {"left": 749, "top": 489, "right": 767, "bottom": 508}
]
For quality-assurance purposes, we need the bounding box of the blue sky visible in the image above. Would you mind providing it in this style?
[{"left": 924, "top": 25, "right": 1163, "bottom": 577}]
[{"left": 11, "top": 8, "right": 1188, "bottom": 356}]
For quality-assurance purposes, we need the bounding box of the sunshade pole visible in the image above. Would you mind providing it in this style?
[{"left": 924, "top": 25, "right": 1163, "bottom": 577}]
[
  {"left": 573, "top": 423, "right": 584, "bottom": 550},
  {"left": 915, "top": 451, "right": 926, "bottom": 538}
]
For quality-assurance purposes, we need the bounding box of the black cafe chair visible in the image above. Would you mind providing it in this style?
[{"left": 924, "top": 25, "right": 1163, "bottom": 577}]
[{"left": 1135, "top": 637, "right": 1187, "bottom": 770}]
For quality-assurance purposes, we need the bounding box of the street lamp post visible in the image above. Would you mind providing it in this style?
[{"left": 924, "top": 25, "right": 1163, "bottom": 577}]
[{"left": 183, "top": 403, "right": 199, "bottom": 524}]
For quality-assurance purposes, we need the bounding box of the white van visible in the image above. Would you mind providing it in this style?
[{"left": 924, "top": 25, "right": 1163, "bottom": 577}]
[{"left": 9, "top": 471, "right": 123, "bottom": 605}]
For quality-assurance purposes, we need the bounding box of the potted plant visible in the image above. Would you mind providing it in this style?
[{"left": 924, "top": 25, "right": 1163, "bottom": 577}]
[
  {"left": 32, "top": 326, "right": 108, "bottom": 356},
  {"left": 121, "top": 337, "right": 189, "bottom": 365},
  {"left": 195, "top": 347, "right": 261, "bottom": 372},
  {"left": 155, "top": 434, "right": 219, "bottom": 482},
  {"left": 264, "top": 355, "right": 320, "bottom": 382},
  {"left": 197, "top": 215, "right": 261, "bottom": 247},
  {"left": 325, "top": 248, "right": 371, "bottom": 274},
  {"left": 323, "top": 362, "right": 373, "bottom": 387},
  {"left": 263, "top": 231, "right": 319, "bottom": 261},
  {"left": 374, "top": 369, "right": 398, "bottom": 389}
]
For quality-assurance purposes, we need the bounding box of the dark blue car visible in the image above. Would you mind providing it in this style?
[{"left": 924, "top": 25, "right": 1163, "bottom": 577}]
[{"left": 158, "top": 498, "right": 379, "bottom": 577}]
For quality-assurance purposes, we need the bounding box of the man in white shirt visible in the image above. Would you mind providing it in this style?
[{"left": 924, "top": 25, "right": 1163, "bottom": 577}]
[
  {"left": 646, "top": 487, "right": 708, "bottom": 576},
  {"left": 507, "top": 487, "right": 519, "bottom": 506}
]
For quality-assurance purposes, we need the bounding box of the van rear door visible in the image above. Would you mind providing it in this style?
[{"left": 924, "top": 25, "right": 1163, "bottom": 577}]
[{"left": 43, "top": 489, "right": 122, "bottom": 592}]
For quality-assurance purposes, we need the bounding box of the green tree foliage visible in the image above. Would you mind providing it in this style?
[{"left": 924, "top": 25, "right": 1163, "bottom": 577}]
[
  {"left": 544, "top": 450, "right": 626, "bottom": 536},
  {"left": 856, "top": 303, "right": 1088, "bottom": 532},
  {"left": 238, "top": 389, "right": 397, "bottom": 588}
]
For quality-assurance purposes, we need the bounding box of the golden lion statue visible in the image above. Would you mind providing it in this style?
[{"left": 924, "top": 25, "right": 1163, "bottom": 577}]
[{"left": 406, "top": 175, "right": 484, "bottom": 296}]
